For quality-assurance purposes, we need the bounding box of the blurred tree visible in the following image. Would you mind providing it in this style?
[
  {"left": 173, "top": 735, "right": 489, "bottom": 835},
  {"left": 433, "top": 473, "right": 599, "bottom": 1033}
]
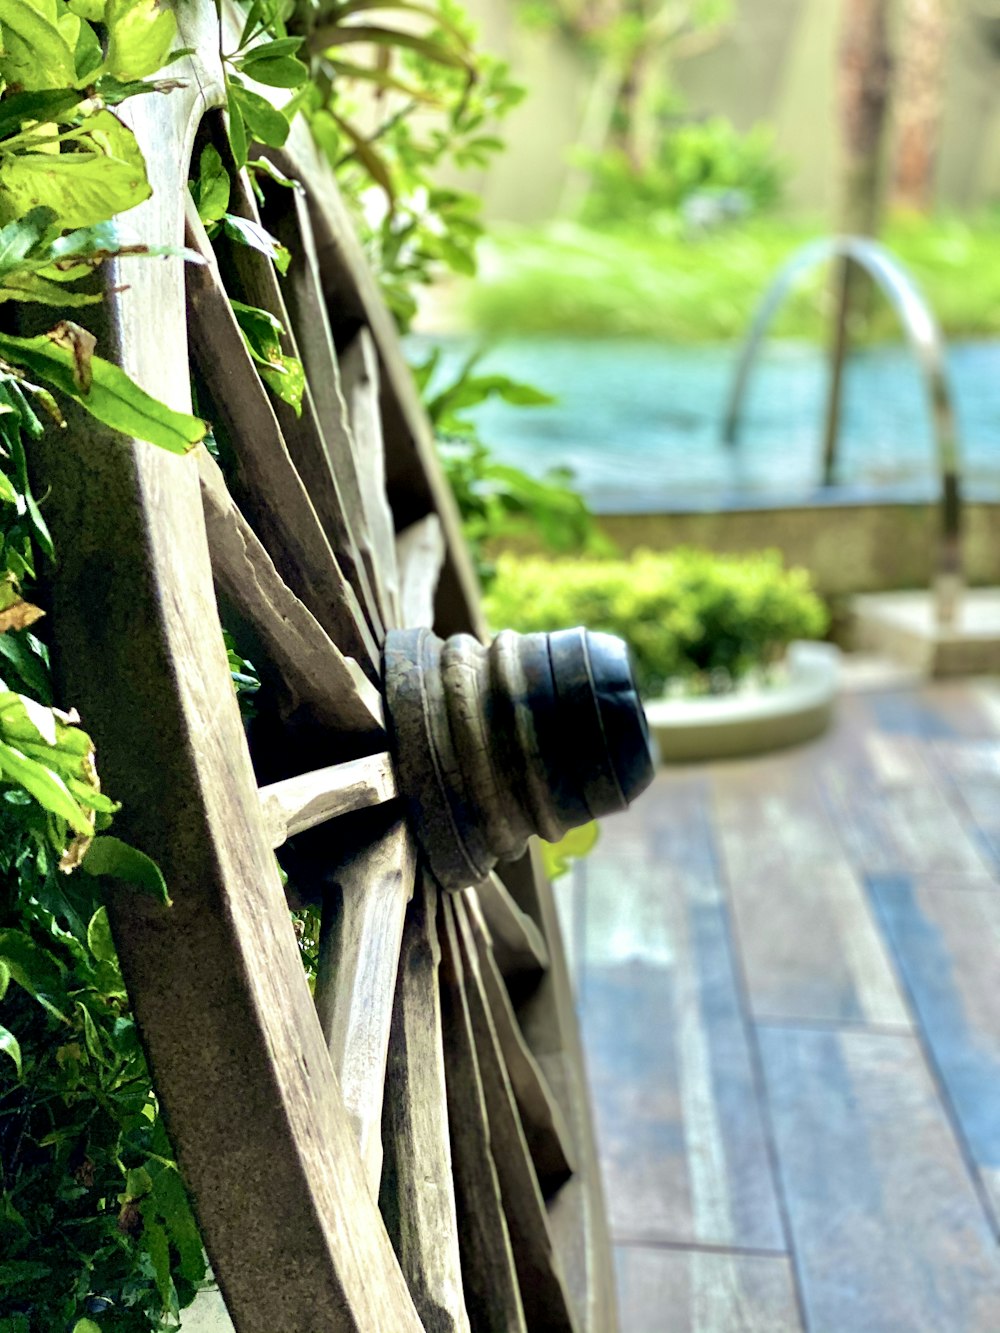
[
  {"left": 892, "top": 0, "right": 950, "bottom": 211},
  {"left": 837, "top": 0, "right": 894, "bottom": 236},
  {"left": 520, "top": 0, "right": 732, "bottom": 175}
]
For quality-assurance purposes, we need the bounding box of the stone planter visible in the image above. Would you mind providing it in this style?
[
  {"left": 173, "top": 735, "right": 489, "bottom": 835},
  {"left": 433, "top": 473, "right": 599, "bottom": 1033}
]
[{"left": 644, "top": 641, "right": 840, "bottom": 763}]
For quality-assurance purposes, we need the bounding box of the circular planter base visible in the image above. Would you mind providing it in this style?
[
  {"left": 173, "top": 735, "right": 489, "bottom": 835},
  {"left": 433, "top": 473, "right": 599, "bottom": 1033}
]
[{"left": 645, "top": 642, "right": 840, "bottom": 764}]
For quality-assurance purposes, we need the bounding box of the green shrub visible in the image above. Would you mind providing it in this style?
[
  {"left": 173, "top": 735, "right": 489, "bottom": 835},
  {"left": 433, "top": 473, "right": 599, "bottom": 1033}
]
[
  {"left": 484, "top": 547, "right": 829, "bottom": 698},
  {"left": 580, "top": 118, "right": 786, "bottom": 232}
]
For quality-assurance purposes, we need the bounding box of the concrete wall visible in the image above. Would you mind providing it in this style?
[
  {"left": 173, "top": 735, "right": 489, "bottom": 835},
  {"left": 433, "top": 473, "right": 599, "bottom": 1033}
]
[{"left": 465, "top": 0, "right": 1000, "bottom": 222}]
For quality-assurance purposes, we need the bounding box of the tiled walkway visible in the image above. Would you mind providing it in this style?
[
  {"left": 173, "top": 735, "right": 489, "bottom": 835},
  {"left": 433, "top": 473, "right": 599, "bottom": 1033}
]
[{"left": 557, "top": 678, "right": 1000, "bottom": 1332}]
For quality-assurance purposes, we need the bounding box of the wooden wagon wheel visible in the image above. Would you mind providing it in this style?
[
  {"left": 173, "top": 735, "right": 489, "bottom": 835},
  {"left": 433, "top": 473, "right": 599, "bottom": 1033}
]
[{"left": 33, "top": 8, "right": 653, "bottom": 1331}]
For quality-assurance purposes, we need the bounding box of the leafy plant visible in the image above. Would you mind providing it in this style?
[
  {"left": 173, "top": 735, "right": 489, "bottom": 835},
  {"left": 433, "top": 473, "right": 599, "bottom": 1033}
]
[
  {"left": 484, "top": 547, "right": 829, "bottom": 698},
  {"left": 414, "top": 345, "right": 599, "bottom": 581}
]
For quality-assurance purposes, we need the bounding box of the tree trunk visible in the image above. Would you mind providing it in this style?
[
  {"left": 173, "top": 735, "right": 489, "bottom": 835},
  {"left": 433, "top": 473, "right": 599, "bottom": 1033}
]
[
  {"left": 837, "top": 0, "right": 894, "bottom": 236},
  {"left": 609, "top": 44, "right": 653, "bottom": 173},
  {"left": 892, "top": 0, "right": 949, "bottom": 211}
]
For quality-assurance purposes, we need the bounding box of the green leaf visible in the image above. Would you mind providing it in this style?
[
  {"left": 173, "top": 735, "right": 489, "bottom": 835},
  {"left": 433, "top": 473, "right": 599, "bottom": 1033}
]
[
  {"left": 0, "top": 960, "right": 9, "bottom": 1001},
  {"left": 71, "top": 1321, "right": 102, "bottom": 1333},
  {"left": 86, "top": 905, "right": 117, "bottom": 963},
  {"left": 0, "top": 330, "right": 206, "bottom": 454},
  {"left": 0, "top": 0, "right": 77, "bottom": 90},
  {"left": 309, "top": 22, "right": 471, "bottom": 71},
  {"left": 0, "top": 927, "right": 63, "bottom": 997},
  {"left": 0, "top": 738, "right": 92, "bottom": 832},
  {"left": 66, "top": 0, "right": 103, "bottom": 19},
  {"left": 226, "top": 83, "right": 249, "bottom": 169},
  {"left": 72, "top": 12, "right": 104, "bottom": 82},
  {"left": 192, "top": 143, "right": 230, "bottom": 225},
  {"left": 81, "top": 835, "right": 171, "bottom": 904},
  {"left": 0, "top": 208, "right": 57, "bottom": 279},
  {"left": 104, "top": 0, "right": 179, "bottom": 79},
  {"left": 0, "top": 111, "right": 151, "bottom": 229},
  {"left": 239, "top": 54, "right": 308, "bottom": 87},
  {"left": 230, "top": 83, "right": 290, "bottom": 148},
  {"left": 0, "top": 88, "right": 84, "bottom": 140},
  {"left": 77, "top": 1000, "right": 104, "bottom": 1062},
  {"left": 540, "top": 821, "right": 599, "bottom": 880},
  {"left": 0, "top": 1259, "right": 49, "bottom": 1285},
  {"left": 238, "top": 35, "right": 304, "bottom": 63},
  {"left": 220, "top": 213, "right": 290, "bottom": 274},
  {"left": 0, "top": 1025, "right": 19, "bottom": 1078},
  {"left": 143, "top": 1216, "right": 174, "bottom": 1310}
]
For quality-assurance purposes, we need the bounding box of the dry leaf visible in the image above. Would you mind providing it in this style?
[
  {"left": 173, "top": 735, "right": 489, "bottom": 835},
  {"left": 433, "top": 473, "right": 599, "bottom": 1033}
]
[
  {"left": 45, "top": 321, "right": 98, "bottom": 393},
  {"left": 0, "top": 599, "right": 45, "bottom": 633}
]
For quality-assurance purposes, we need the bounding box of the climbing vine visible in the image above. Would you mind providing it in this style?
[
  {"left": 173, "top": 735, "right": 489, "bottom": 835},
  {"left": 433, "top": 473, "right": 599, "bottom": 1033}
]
[{"left": 0, "top": 0, "right": 525, "bottom": 1326}]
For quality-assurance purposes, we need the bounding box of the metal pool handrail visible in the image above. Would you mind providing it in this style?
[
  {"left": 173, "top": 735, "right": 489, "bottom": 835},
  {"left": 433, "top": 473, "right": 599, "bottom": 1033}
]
[{"left": 721, "top": 236, "right": 962, "bottom": 626}]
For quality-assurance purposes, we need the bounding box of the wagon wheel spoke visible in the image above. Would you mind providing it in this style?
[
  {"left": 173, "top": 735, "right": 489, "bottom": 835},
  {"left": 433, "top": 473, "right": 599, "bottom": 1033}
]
[
  {"left": 184, "top": 200, "right": 379, "bottom": 676},
  {"left": 381, "top": 871, "right": 471, "bottom": 1333},
  {"left": 219, "top": 170, "right": 387, "bottom": 644},
  {"left": 259, "top": 752, "right": 396, "bottom": 848},
  {"left": 339, "top": 329, "right": 403, "bottom": 626},
  {"left": 395, "top": 514, "right": 446, "bottom": 630},
  {"left": 314, "top": 817, "right": 416, "bottom": 1193},
  {"left": 439, "top": 895, "right": 529, "bottom": 1333},
  {"left": 447, "top": 896, "right": 579, "bottom": 1332},
  {"left": 197, "top": 447, "right": 383, "bottom": 734},
  {"left": 463, "top": 889, "right": 575, "bottom": 1186},
  {"left": 474, "top": 872, "right": 550, "bottom": 978}
]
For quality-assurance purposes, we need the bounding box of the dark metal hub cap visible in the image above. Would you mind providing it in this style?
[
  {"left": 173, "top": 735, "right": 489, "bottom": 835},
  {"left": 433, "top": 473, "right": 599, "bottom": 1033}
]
[{"left": 382, "top": 626, "right": 654, "bottom": 892}]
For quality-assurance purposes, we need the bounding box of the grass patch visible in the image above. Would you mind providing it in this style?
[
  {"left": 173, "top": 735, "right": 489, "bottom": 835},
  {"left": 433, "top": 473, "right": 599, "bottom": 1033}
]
[{"left": 464, "top": 214, "right": 1000, "bottom": 343}]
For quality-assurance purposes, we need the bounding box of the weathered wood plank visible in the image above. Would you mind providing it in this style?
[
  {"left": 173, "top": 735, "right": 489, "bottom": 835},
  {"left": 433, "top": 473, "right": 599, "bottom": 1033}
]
[
  {"left": 37, "top": 52, "right": 423, "bottom": 1330},
  {"left": 871, "top": 874, "right": 1000, "bottom": 1222},
  {"left": 759, "top": 1026, "right": 1000, "bottom": 1332},
  {"left": 265, "top": 184, "right": 396, "bottom": 630},
  {"left": 464, "top": 891, "right": 575, "bottom": 1187},
  {"left": 396, "top": 513, "right": 445, "bottom": 630},
  {"left": 496, "top": 844, "right": 620, "bottom": 1333},
  {"left": 472, "top": 874, "right": 549, "bottom": 978},
  {"left": 220, "top": 170, "right": 385, "bottom": 643},
  {"left": 615, "top": 1247, "right": 802, "bottom": 1333},
  {"left": 576, "top": 791, "right": 784, "bottom": 1251},
  {"left": 185, "top": 200, "right": 379, "bottom": 675},
  {"left": 270, "top": 121, "right": 486, "bottom": 640},
  {"left": 259, "top": 752, "right": 397, "bottom": 848},
  {"left": 197, "top": 446, "right": 383, "bottom": 734},
  {"left": 340, "top": 329, "right": 402, "bottom": 626},
  {"left": 450, "top": 897, "right": 579, "bottom": 1332},
  {"left": 380, "top": 874, "right": 471, "bottom": 1333},
  {"left": 713, "top": 769, "right": 909, "bottom": 1026},
  {"left": 315, "top": 819, "right": 416, "bottom": 1193},
  {"left": 438, "top": 895, "right": 528, "bottom": 1333}
]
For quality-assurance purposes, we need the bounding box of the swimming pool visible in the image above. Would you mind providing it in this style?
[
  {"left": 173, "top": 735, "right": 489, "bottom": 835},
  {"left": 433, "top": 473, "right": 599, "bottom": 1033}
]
[{"left": 409, "top": 335, "right": 1000, "bottom": 514}]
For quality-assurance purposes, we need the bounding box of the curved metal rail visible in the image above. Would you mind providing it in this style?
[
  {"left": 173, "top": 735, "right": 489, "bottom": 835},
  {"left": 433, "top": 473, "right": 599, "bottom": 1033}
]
[{"left": 722, "top": 236, "right": 963, "bottom": 625}]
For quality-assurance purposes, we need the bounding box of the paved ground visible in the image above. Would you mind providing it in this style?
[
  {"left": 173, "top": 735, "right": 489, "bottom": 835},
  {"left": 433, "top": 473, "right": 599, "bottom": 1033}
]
[{"left": 557, "top": 677, "right": 1000, "bottom": 1333}]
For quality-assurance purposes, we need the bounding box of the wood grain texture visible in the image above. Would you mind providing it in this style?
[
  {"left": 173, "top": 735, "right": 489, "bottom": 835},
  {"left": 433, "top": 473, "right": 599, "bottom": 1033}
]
[
  {"left": 396, "top": 514, "right": 445, "bottom": 630},
  {"left": 576, "top": 786, "right": 784, "bottom": 1250},
  {"left": 36, "top": 37, "right": 423, "bottom": 1329},
  {"left": 380, "top": 874, "right": 470, "bottom": 1333},
  {"left": 472, "top": 874, "right": 549, "bottom": 978},
  {"left": 871, "top": 874, "right": 1000, "bottom": 1222},
  {"left": 450, "top": 898, "right": 579, "bottom": 1333},
  {"left": 759, "top": 1026, "right": 1000, "bottom": 1333},
  {"left": 438, "top": 896, "right": 528, "bottom": 1333},
  {"left": 713, "top": 769, "right": 909, "bottom": 1026},
  {"left": 265, "top": 185, "right": 396, "bottom": 631},
  {"left": 197, "top": 446, "right": 383, "bottom": 734},
  {"left": 315, "top": 819, "right": 416, "bottom": 1193},
  {"left": 259, "top": 752, "right": 397, "bottom": 847},
  {"left": 220, "top": 169, "right": 385, "bottom": 643},
  {"left": 340, "top": 330, "right": 402, "bottom": 625},
  {"left": 185, "top": 201, "right": 379, "bottom": 675},
  {"left": 270, "top": 120, "right": 485, "bottom": 641},
  {"left": 465, "top": 891, "right": 575, "bottom": 1186},
  {"left": 615, "top": 1247, "right": 802, "bottom": 1333}
]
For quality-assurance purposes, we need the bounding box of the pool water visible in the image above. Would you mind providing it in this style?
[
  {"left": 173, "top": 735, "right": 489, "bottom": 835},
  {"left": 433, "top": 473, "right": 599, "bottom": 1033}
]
[{"left": 409, "top": 335, "right": 1000, "bottom": 513}]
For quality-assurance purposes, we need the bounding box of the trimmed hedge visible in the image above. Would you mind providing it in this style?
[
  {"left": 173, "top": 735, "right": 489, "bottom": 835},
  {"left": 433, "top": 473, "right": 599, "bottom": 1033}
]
[{"left": 484, "top": 547, "right": 829, "bottom": 699}]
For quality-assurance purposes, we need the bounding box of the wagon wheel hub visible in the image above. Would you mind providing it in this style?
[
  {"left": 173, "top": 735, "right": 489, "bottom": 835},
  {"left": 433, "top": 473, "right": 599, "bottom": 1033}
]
[{"left": 383, "top": 626, "right": 655, "bottom": 891}]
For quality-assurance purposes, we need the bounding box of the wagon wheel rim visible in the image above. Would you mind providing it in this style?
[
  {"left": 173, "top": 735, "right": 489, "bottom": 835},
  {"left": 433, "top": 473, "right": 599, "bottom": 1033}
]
[{"left": 35, "top": 11, "right": 648, "bottom": 1330}]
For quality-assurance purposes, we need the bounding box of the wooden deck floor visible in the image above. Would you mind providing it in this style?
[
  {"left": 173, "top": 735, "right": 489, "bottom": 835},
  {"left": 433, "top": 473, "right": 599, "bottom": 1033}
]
[{"left": 556, "top": 677, "right": 1000, "bottom": 1332}]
